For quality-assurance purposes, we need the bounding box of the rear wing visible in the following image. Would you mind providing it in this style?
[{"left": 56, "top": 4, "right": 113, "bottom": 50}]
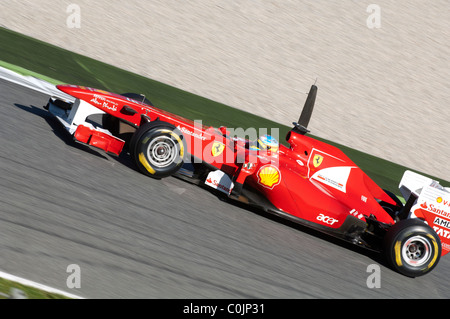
[
  {"left": 399, "top": 170, "right": 450, "bottom": 256},
  {"left": 399, "top": 170, "right": 450, "bottom": 202}
]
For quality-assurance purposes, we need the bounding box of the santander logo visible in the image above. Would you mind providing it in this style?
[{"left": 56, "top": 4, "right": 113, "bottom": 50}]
[{"left": 420, "top": 201, "right": 450, "bottom": 219}]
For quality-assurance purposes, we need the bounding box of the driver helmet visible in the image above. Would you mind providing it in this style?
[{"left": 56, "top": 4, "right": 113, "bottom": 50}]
[{"left": 257, "top": 134, "right": 279, "bottom": 152}]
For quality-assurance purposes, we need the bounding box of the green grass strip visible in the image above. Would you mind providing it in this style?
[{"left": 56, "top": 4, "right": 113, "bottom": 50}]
[
  {"left": 0, "top": 277, "right": 71, "bottom": 299},
  {"left": 0, "top": 60, "right": 64, "bottom": 85}
]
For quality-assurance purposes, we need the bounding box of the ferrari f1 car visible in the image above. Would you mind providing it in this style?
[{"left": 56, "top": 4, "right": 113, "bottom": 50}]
[{"left": 44, "top": 84, "right": 449, "bottom": 277}]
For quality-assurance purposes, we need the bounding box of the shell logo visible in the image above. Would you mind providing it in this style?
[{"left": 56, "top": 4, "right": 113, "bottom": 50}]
[{"left": 257, "top": 165, "right": 281, "bottom": 189}]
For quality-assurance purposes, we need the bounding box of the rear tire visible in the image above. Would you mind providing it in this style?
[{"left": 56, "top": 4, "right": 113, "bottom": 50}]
[
  {"left": 130, "top": 122, "right": 185, "bottom": 178},
  {"left": 383, "top": 219, "right": 441, "bottom": 277}
]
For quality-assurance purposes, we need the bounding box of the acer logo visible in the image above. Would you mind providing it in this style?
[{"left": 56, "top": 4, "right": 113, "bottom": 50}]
[{"left": 316, "top": 214, "right": 339, "bottom": 225}]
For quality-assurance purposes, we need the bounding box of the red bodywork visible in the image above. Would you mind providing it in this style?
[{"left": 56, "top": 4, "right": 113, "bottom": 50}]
[{"left": 56, "top": 84, "right": 398, "bottom": 233}]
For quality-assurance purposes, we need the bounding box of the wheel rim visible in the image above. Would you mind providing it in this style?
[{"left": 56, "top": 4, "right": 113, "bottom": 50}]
[
  {"left": 147, "top": 136, "right": 177, "bottom": 168},
  {"left": 402, "top": 235, "right": 433, "bottom": 267}
]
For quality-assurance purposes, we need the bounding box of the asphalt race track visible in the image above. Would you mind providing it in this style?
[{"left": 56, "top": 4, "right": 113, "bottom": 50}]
[{"left": 1, "top": 78, "right": 449, "bottom": 299}]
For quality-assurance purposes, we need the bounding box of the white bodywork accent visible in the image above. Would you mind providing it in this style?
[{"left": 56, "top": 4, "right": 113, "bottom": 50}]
[
  {"left": 399, "top": 170, "right": 433, "bottom": 199},
  {"left": 310, "top": 166, "right": 353, "bottom": 193},
  {"left": 48, "top": 98, "right": 107, "bottom": 135},
  {"left": 399, "top": 170, "right": 450, "bottom": 219},
  {"left": 399, "top": 170, "right": 450, "bottom": 199},
  {"left": 205, "top": 170, "right": 234, "bottom": 195}
]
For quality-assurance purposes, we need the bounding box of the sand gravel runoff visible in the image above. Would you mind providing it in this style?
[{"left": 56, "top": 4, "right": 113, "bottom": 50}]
[{"left": 1, "top": 0, "right": 449, "bottom": 182}]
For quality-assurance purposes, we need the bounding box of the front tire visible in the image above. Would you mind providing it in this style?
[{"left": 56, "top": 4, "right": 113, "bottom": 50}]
[
  {"left": 383, "top": 219, "right": 441, "bottom": 277},
  {"left": 130, "top": 122, "right": 185, "bottom": 178}
]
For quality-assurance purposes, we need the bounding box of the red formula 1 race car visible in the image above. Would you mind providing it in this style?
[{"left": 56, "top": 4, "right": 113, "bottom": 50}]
[{"left": 44, "top": 84, "right": 449, "bottom": 277}]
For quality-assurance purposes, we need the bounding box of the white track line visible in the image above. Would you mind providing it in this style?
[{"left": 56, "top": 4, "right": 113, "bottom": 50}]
[
  {"left": 0, "top": 66, "right": 74, "bottom": 100},
  {"left": 0, "top": 271, "right": 84, "bottom": 299}
]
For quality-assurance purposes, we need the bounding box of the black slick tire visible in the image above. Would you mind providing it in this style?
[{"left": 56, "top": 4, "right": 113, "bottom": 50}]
[
  {"left": 130, "top": 121, "right": 186, "bottom": 179},
  {"left": 383, "top": 218, "right": 441, "bottom": 277}
]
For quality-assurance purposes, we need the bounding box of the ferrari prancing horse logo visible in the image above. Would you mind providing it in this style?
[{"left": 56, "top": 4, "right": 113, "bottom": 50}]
[
  {"left": 313, "top": 154, "right": 323, "bottom": 168},
  {"left": 211, "top": 141, "right": 225, "bottom": 157}
]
